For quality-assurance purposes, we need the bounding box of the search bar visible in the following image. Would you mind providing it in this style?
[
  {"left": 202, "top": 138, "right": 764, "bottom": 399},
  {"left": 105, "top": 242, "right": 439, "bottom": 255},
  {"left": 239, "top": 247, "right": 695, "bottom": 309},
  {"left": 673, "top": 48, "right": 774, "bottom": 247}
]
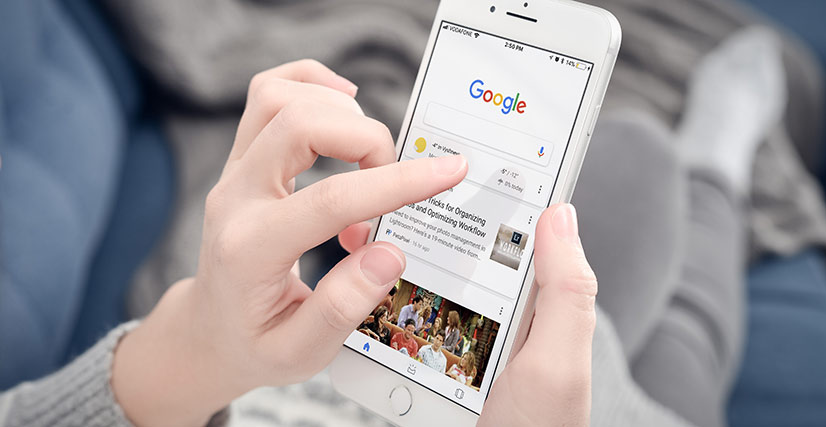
[{"left": 423, "top": 102, "right": 552, "bottom": 167}]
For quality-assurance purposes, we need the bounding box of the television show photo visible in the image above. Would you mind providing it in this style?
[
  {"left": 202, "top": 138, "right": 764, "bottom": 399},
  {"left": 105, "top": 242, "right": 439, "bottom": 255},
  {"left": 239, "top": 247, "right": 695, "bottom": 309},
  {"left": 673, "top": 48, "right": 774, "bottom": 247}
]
[{"left": 357, "top": 278, "right": 501, "bottom": 390}]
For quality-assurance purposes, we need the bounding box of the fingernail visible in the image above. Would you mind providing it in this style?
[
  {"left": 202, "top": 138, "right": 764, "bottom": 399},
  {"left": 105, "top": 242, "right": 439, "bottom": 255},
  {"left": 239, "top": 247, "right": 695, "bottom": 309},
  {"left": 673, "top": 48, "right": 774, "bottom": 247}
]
[
  {"left": 332, "top": 74, "right": 358, "bottom": 97},
  {"left": 433, "top": 155, "right": 466, "bottom": 176},
  {"left": 551, "top": 204, "right": 579, "bottom": 244},
  {"left": 361, "top": 245, "right": 404, "bottom": 286}
]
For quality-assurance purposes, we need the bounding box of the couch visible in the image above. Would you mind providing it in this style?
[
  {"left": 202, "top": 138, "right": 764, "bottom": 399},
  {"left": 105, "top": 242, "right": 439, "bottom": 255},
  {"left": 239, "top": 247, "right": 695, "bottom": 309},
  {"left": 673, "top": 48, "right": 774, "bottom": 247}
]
[
  {"left": 384, "top": 322, "right": 462, "bottom": 373},
  {"left": 0, "top": 0, "right": 174, "bottom": 389}
]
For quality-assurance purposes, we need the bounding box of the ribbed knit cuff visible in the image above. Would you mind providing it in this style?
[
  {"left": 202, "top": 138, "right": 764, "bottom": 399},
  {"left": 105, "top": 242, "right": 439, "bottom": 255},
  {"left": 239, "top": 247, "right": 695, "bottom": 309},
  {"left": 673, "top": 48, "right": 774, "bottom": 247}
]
[{"left": 2, "top": 321, "right": 140, "bottom": 427}]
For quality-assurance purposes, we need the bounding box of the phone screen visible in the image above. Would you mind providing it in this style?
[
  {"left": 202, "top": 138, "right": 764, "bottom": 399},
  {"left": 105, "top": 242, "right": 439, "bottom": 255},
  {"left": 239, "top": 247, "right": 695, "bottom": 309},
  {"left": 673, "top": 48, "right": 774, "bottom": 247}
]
[{"left": 344, "top": 20, "right": 593, "bottom": 414}]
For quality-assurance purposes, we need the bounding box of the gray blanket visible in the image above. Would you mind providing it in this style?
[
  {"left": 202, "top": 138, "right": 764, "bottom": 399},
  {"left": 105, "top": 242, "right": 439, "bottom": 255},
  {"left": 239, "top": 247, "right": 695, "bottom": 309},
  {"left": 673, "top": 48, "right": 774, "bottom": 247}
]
[{"left": 586, "top": 0, "right": 826, "bottom": 261}]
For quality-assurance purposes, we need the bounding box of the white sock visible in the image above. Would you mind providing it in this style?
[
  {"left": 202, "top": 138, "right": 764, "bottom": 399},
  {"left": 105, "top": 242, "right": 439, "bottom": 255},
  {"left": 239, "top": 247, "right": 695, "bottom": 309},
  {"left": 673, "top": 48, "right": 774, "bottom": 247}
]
[{"left": 676, "top": 27, "right": 787, "bottom": 196}]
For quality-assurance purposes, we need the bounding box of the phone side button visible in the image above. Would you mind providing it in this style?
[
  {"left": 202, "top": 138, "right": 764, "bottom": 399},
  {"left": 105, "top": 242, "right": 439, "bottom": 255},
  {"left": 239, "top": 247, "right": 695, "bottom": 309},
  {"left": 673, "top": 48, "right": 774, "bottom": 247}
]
[
  {"left": 587, "top": 104, "right": 601, "bottom": 137},
  {"left": 389, "top": 385, "right": 413, "bottom": 416}
]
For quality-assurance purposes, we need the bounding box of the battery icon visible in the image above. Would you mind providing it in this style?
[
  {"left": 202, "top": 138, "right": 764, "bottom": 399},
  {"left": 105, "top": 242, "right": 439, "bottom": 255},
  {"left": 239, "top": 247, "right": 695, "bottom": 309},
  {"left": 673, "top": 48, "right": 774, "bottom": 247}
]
[{"left": 575, "top": 62, "right": 588, "bottom": 70}]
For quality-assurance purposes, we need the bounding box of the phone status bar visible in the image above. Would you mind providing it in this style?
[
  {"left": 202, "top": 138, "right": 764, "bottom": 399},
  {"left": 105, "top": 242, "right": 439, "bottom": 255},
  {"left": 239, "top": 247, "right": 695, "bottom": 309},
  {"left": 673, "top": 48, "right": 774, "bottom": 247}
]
[
  {"left": 440, "top": 22, "right": 591, "bottom": 72},
  {"left": 550, "top": 54, "right": 591, "bottom": 71}
]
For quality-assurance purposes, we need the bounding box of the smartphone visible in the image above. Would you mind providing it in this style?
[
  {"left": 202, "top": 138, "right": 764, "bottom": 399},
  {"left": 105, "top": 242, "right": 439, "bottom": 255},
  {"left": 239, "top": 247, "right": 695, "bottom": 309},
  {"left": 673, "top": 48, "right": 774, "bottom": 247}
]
[{"left": 330, "top": 0, "right": 620, "bottom": 424}]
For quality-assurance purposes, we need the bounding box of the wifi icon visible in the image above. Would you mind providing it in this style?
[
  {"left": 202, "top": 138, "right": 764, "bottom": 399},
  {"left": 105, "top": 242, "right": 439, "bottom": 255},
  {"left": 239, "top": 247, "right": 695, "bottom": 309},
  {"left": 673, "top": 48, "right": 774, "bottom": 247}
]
[{"left": 474, "top": 32, "right": 480, "bottom": 38}]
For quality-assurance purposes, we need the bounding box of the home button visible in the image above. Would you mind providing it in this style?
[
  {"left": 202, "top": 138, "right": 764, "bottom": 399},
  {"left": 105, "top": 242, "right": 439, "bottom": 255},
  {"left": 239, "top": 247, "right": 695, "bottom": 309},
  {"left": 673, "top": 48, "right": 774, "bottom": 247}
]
[{"left": 389, "top": 385, "right": 412, "bottom": 416}]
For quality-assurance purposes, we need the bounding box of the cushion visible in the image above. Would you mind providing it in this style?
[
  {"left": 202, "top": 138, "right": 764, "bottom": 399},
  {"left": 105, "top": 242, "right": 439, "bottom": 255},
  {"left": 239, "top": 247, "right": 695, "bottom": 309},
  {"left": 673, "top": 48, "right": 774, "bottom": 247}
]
[
  {"left": 0, "top": 0, "right": 174, "bottom": 389},
  {"left": 0, "top": 0, "right": 127, "bottom": 389},
  {"left": 65, "top": 120, "right": 174, "bottom": 360}
]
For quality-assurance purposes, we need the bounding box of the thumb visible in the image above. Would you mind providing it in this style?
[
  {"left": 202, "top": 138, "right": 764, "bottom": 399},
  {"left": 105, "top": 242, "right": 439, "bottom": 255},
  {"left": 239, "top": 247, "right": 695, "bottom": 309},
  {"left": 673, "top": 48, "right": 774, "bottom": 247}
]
[
  {"left": 480, "top": 204, "right": 596, "bottom": 427},
  {"left": 533, "top": 203, "right": 598, "bottom": 318},
  {"left": 525, "top": 203, "right": 597, "bottom": 400},
  {"left": 277, "top": 242, "right": 404, "bottom": 367}
]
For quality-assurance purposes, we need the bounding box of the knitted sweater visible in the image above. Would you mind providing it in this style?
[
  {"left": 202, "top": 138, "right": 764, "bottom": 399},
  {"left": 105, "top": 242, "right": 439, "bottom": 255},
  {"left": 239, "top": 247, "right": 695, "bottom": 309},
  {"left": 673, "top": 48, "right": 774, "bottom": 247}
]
[
  {"left": 0, "top": 321, "right": 228, "bottom": 427},
  {"left": 0, "top": 322, "right": 138, "bottom": 427}
]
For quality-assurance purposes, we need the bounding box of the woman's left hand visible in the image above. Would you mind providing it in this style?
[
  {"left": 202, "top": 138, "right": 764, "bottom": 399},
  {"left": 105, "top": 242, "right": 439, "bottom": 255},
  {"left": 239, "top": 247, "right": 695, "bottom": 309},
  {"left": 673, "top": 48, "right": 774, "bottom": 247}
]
[{"left": 110, "top": 60, "right": 467, "bottom": 427}]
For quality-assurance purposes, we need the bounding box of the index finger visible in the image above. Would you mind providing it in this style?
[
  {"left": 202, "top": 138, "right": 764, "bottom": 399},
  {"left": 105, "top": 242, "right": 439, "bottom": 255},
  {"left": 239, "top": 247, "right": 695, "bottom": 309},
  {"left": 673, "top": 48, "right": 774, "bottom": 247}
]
[{"left": 269, "top": 155, "right": 468, "bottom": 262}]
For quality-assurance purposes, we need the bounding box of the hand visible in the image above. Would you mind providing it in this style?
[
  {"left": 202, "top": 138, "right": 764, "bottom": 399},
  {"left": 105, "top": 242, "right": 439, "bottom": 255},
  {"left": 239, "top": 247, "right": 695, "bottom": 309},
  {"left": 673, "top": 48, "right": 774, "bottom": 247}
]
[
  {"left": 478, "top": 204, "right": 597, "bottom": 427},
  {"left": 111, "top": 60, "right": 468, "bottom": 427},
  {"left": 341, "top": 204, "right": 598, "bottom": 425}
]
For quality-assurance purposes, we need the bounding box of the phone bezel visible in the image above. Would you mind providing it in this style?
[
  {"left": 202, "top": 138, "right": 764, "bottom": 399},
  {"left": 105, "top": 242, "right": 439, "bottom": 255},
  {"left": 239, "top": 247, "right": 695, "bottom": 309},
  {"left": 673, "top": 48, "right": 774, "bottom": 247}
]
[{"left": 330, "top": 0, "right": 621, "bottom": 424}]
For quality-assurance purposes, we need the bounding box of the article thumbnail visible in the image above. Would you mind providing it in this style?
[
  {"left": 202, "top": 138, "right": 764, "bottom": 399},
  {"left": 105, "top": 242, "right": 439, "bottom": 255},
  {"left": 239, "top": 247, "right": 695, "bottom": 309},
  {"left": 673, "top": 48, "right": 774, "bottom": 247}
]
[
  {"left": 357, "top": 279, "right": 501, "bottom": 389},
  {"left": 489, "top": 223, "right": 528, "bottom": 270}
]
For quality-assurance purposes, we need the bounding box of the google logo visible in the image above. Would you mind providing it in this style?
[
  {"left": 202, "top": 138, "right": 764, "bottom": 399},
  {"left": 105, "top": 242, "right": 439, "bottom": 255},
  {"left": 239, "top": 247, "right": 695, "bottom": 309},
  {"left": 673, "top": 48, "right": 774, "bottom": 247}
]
[{"left": 469, "top": 79, "right": 526, "bottom": 115}]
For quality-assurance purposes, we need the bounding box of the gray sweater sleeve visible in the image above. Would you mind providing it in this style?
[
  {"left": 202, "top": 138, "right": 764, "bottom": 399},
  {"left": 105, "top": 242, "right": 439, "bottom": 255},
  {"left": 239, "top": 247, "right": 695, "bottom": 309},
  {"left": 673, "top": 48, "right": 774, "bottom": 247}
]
[{"left": 0, "top": 321, "right": 140, "bottom": 427}]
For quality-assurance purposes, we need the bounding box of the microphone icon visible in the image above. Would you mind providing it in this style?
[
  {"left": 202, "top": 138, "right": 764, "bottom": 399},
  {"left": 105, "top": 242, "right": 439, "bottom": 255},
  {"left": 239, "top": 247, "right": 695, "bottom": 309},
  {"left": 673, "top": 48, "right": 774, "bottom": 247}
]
[{"left": 537, "top": 146, "right": 545, "bottom": 157}]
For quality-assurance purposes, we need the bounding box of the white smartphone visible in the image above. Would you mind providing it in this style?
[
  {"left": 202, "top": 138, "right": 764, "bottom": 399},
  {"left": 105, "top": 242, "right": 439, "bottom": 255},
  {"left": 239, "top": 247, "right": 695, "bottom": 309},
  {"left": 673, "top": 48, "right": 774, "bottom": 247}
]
[{"left": 330, "top": 0, "right": 620, "bottom": 424}]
